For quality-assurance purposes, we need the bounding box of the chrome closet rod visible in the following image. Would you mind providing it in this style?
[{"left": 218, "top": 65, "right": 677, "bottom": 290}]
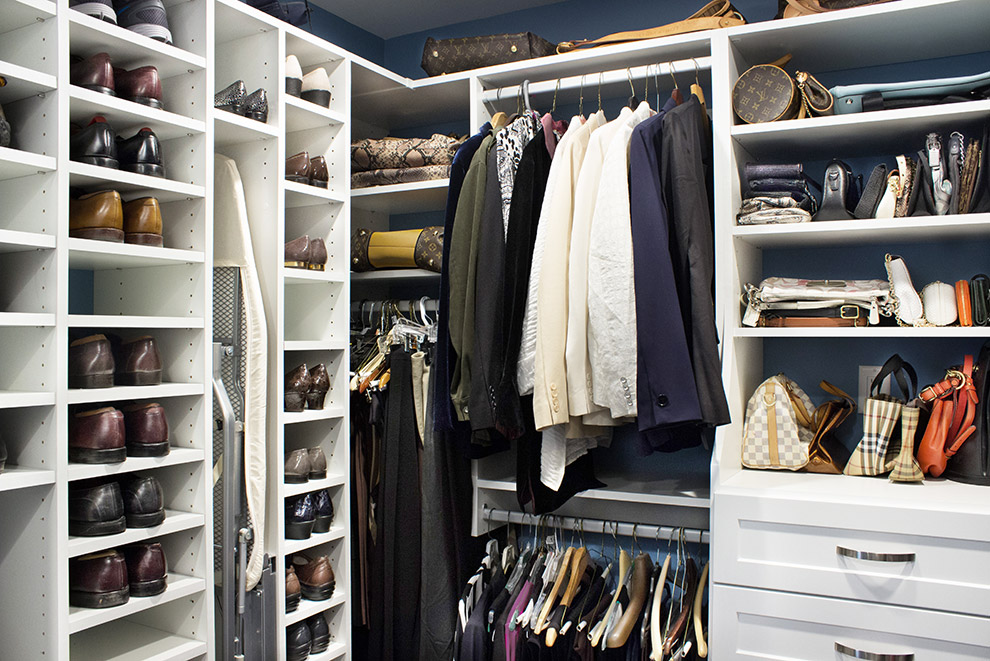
[
  {"left": 350, "top": 298, "right": 439, "bottom": 313},
  {"left": 483, "top": 506, "right": 711, "bottom": 545},
  {"left": 479, "top": 56, "right": 712, "bottom": 104}
]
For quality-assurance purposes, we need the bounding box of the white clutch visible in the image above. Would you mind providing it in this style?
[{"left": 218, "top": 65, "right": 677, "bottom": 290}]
[{"left": 921, "top": 281, "right": 958, "bottom": 326}]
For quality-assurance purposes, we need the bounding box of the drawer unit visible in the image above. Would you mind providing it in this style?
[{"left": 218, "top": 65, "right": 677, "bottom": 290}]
[
  {"left": 713, "top": 491, "right": 990, "bottom": 615},
  {"left": 712, "top": 585, "right": 990, "bottom": 660}
]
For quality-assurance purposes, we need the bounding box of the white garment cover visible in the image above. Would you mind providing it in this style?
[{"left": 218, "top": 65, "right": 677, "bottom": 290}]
[{"left": 214, "top": 155, "right": 269, "bottom": 591}]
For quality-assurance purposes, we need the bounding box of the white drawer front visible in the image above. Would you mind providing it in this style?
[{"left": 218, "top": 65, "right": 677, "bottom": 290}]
[
  {"left": 712, "top": 585, "right": 990, "bottom": 660},
  {"left": 713, "top": 493, "right": 990, "bottom": 615}
]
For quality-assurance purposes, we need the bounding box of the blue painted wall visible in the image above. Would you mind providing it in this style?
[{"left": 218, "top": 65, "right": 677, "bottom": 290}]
[{"left": 306, "top": 4, "right": 386, "bottom": 65}]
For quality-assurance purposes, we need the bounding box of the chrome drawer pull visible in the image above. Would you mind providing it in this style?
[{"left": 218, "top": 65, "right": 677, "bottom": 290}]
[
  {"left": 835, "top": 642, "right": 914, "bottom": 660},
  {"left": 836, "top": 546, "right": 916, "bottom": 563}
]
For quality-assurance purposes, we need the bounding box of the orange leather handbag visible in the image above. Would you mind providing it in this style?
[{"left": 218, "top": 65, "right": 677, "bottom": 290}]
[
  {"left": 956, "top": 280, "right": 973, "bottom": 326},
  {"left": 917, "top": 355, "right": 979, "bottom": 477}
]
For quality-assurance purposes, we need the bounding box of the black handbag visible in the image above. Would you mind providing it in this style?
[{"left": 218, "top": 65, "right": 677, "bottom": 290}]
[{"left": 421, "top": 32, "right": 556, "bottom": 77}]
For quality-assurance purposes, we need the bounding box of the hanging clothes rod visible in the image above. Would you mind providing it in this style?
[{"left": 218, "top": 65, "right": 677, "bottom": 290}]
[
  {"left": 483, "top": 507, "right": 711, "bottom": 545},
  {"left": 479, "top": 56, "right": 712, "bottom": 104},
  {"left": 350, "top": 298, "right": 439, "bottom": 314}
]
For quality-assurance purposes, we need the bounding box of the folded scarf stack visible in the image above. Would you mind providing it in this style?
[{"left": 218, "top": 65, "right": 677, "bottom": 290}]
[
  {"left": 350, "top": 133, "right": 466, "bottom": 189},
  {"left": 737, "top": 162, "right": 820, "bottom": 225}
]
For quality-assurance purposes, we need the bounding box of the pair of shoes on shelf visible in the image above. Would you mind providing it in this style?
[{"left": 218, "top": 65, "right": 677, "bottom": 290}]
[
  {"left": 71, "top": 116, "right": 166, "bottom": 178},
  {"left": 284, "top": 447, "right": 327, "bottom": 484},
  {"left": 69, "top": 0, "right": 173, "bottom": 44},
  {"left": 285, "top": 235, "right": 327, "bottom": 271},
  {"left": 285, "top": 151, "right": 328, "bottom": 188},
  {"left": 287, "top": 613, "right": 330, "bottom": 660},
  {"left": 285, "top": 55, "right": 331, "bottom": 108},
  {"left": 242, "top": 0, "right": 310, "bottom": 28},
  {"left": 69, "top": 542, "right": 167, "bottom": 609},
  {"left": 284, "top": 489, "right": 334, "bottom": 539},
  {"left": 289, "top": 554, "right": 335, "bottom": 600},
  {"left": 69, "top": 475, "right": 165, "bottom": 535},
  {"left": 71, "top": 53, "right": 163, "bottom": 109},
  {"left": 214, "top": 81, "right": 269, "bottom": 123},
  {"left": 69, "top": 334, "right": 163, "bottom": 389},
  {"left": 284, "top": 363, "right": 329, "bottom": 412},
  {"left": 70, "top": 402, "right": 170, "bottom": 464},
  {"left": 70, "top": 191, "right": 164, "bottom": 246}
]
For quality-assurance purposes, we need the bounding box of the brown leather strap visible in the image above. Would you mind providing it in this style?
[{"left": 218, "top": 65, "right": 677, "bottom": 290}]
[
  {"left": 557, "top": 0, "right": 745, "bottom": 53},
  {"left": 759, "top": 316, "right": 868, "bottom": 327}
]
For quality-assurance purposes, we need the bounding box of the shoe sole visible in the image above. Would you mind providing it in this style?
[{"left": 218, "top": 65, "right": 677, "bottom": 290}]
[
  {"left": 244, "top": 109, "right": 268, "bottom": 123},
  {"left": 306, "top": 391, "right": 327, "bottom": 410},
  {"left": 300, "top": 581, "right": 334, "bottom": 601},
  {"left": 285, "top": 473, "right": 308, "bottom": 484},
  {"left": 300, "top": 89, "right": 330, "bottom": 108},
  {"left": 123, "top": 23, "right": 173, "bottom": 44},
  {"left": 286, "top": 591, "right": 301, "bottom": 613},
  {"left": 308, "top": 470, "right": 326, "bottom": 481},
  {"left": 71, "top": 3, "right": 117, "bottom": 23},
  {"left": 122, "top": 162, "right": 165, "bottom": 178},
  {"left": 69, "top": 446, "right": 126, "bottom": 464},
  {"left": 286, "top": 643, "right": 311, "bottom": 661},
  {"left": 70, "top": 586, "right": 129, "bottom": 608},
  {"left": 126, "top": 441, "right": 171, "bottom": 457},
  {"left": 285, "top": 519, "right": 315, "bottom": 540},
  {"left": 74, "top": 155, "right": 120, "bottom": 170},
  {"left": 126, "top": 509, "right": 165, "bottom": 528},
  {"left": 116, "top": 370, "right": 163, "bottom": 386},
  {"left": 79, "top": 83, "right": 116, "bottom": 96},
  {"left": 313, "top": 515, "right": 332, "bottom": 534},
  {"left": 309, "top": 178, "right": 328, "bottom": 189},
  {"left": 69, "top": 515, "right": 126, "bottom": 537},
  {"left": 284, "top": 392, "right": 306, "bottom": 412},
  {"left": 126, "top": 96, "right": 163, "bottom": 110},
  {"left": 125, "top": 232, "right": 164, "bottom": 247},
  {"left": 71, "top": 227, "right": 125, "bottom": 243},
  {"left": 286, "top": 79, "right": 302, "bottom": 97},
  {"left": 285, "top": 174, "right": 309, "bottom": 186},
  {"left": 69, "top": 372, "right": 114, "bottom": 389},
  {"left": 311, "top": 635, "right": 330, "bottom": 654},
  {"left": 129, "top": 576, "right": 167, "bottom": 597}
]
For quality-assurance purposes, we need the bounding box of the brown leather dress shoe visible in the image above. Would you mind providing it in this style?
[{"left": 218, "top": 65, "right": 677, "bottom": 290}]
[
  {"left": 71, "top": 52, "right": 115, "bottom": 96},
  {"left": 70, "top": 190, "right": 124, "bottom": 243},
  {"left": 122, "top": 197, "right": 164, "bottom": 247},
  {"left": 285, "top": 151, "right": 311, "bottom": 185},
  {"left": 122, "top": 541, "right": 167, "bottom": 596},
  {"left": 307, "top": 447, "right": 327, "bottom": 480},
  {"left": 290, "top": 554, "right": 335, "bottom": 601},
  {"left": 115, "top": 336, "right": 162, "bottom": 386},
  {"left": 114, "top": 66, "right": 163, "bottom": 109},
  {"left": 69, "top": 406, "right": 126, "bottom": 464},
  {"left": 285, "top": 363, "right": 310, "bottom": 412},
  {"left": 69, "top": 334, "right": 115, "bottom": 389},
  {"left": 123, "top": 402, "right": 170, "bottom": 456},
  {"left": 309, "top": 156, "right": 328, "bottom": 188},
  {"left": 70, "top": 549, "right": 129, "bottom": 608},
  {"left": 308, "top": 238, "right": 327, "bottom": 271},
  {"left": 286, "top": 565, "right": 302, "bottom": 612},
  {"left": 284, "top": 448, "right": 311, "bottom": 484},
  {"left": 307, "top": 364, "right": 329, "bottom": 410},
  {"left": 284, "top": 235, "right": 311, "bottom": 270}
]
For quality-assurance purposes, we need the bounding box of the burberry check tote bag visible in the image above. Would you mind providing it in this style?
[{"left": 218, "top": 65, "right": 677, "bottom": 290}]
[{"left": 845, "top": 354, "right": 918, "bottom": 477}]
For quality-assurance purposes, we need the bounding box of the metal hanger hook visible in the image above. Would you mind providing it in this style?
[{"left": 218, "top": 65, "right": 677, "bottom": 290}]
[
  {"left": 626, "top": 67, "right": 635, "bottom": 97},
  {"left": 552, "top": 77, "right": 561, "bottom": 114},
  {"left": 597, "top": 71, "right": 604, "bottom": 112},
  {"left": 692, "top": 57, "right": 702, "bottom": 86},
  {"left": 669, "top": 62, "right": 679, "bottom": 89},
  {"left": 578, "top": 73, "right": 586, "bottom": 116}
]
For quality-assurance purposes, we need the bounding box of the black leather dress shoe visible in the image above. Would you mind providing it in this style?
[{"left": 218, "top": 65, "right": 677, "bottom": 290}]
[
  {"left": 307, "top": 613, "right": 329, "bottom": 654},
  {"left": 69, "top": 480, "right": 126, "bottom": 536},
  {"left": 286, "top": 621, "right": 312, "bottom": 661},
  {"left": 313, "top": 489, "right": 333, "bottom": 533},
  {"left": 116, "top": 127, "right": 164, "bottom": 178},
  {"left": 285, "top": 493, "right": 315, "bottom": 540},
  {"left": 120, "top": 475, "right": 165, "bottom": 528},
  {"left": 71, "top": 116, "right": 119, "bottom": 169}
]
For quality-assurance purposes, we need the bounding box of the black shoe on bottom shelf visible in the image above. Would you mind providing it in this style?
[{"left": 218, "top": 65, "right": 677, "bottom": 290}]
[
  {"left": 286, "top": 621, "right": 312, "bottom": 661},
  {"left": 307, "top": 613, "right": 330, "bottom": 654}
]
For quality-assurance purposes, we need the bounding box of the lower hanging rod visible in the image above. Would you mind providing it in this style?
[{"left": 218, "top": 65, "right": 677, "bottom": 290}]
[{"left": 483, "top": 506, "right": 710, "bottom": 545}]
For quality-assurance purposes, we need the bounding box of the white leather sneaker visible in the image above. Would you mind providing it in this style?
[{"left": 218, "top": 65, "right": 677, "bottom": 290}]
[
  {"left": 285, "top": 55, "right": 302, "bottom": 98},
  {"left": 301, "top": 68, "right": 331, "bottom": 108}
]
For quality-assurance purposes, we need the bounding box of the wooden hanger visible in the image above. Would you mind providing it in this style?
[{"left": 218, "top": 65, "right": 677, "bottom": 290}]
[
  {"left": 651, "top": 532, "right": 677, "bottom": 660},
  {"left": 590, "top": 536, "right": 630, "bottom": 647},
  {"left": 534, "top": 546, "right": 573, "bottom": 633},
  {"left": 606, "top": 553, "right": 652, "bottom": 648},
  {"left": 693, "top": 561, "right": 710, "bottom": 658},
  {"left": 663, "top": 557, "right": 698, "bottom": 655},
  {"left": 544, "top": 547, "right": 589, "bottom": 645}
]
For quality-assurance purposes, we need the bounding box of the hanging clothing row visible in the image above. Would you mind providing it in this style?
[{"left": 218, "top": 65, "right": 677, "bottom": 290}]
[{"left": 433, "top": 63, "right": 730, "bottom": 514}]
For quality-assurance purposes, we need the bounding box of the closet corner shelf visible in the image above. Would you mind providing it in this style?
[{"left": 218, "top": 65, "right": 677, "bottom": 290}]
[
  {"left": 0, "top": 227, "right": 56, "bottom": 252},
  {"left": 213, "top": 110, "right": 279, "bottom": 148},
  {"left": 284, "top": 95, "right": 346, "bottom": 131},
  {"left": 68, "top": 511, "right": 205, "bottom": 558},
  {"left": 0, "top": 312, "right": 55, "bottom": 327},
  {"left": 69, "top": 86, "right": 206, "bottom": 140},
  {"left": 0, "top": 146, "right": 55, "bottom": 182},
  {"left": 68, "top": 314, "right": 205, "bottom": 329},
  {"left": 734, "top": 326, "right": 990, "bottom": 339},
  {"left": 283, "top": 523, "right": 347, "bottom": 555},
  {"left": 284, "top": 268, "right": 346, "bottom": 285},
  {"left": 0, "top": 390, "right": 55, "bottom": 409},
  {"left": 3, "top": 0, "right": 55, "bottom": 36},
  {"left": 283, "top": 406, "right": 345, "bottom": 425},
  {"left": 284, "top": 474, "right": 347, "bottom": 498},
  {"left": 0, "top": 59, "right": 56, "bottom": 101},
  {"left": 284, "top": 181, "right": 347, "bottom": 207},
  {"left": 68, "top": 573, "right": 206, "bottom": 634},
  {"left": 284, "top": 591, "right": 347, "bottom": 626},
  {"left": 284, "top": 339, "right": 346, "bottom": 352},
  {"left": 0, "top": 466, "right": 56, "bottom": 492},
  {"left": 68, "top": 239, "right": 205, "bottom": 270},
  {"left": 66, "top": 382, "right": 205, "bottom": 405},
  {"left": 67, "top": 448, "right": 206, "bottom": 482},
  {"left": 476, "top": 474, "right": 711, "bottom": 510},
  {"left": 350, "top": 268, "right": 440, "bottom": 284},
  {"left": 731, "top": 214, "right": 990, "bottom": 248},
  {"left": 350, "top": 178, "right": 450, "bottom": 214},
  {"left": 68, "top": 162, "right": 206, "bottom": 202},
  {"left": 69, "top": 620, "right": 208, "bottom": 661}
]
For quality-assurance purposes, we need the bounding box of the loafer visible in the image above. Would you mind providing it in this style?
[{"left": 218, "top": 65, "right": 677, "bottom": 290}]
[
  {"left": 285, "top": 363, "right": 310, "bottom": 412},
  {"left": 284, "top": 448, "right": 311, "bottom": 484},
  {"left": 307, "top": 613, "right": 330, "bottom": 654},
  {"left": 71, "top": 116, "right": 119, "bottom": 169},
  {"left": 286, "top": 565, "right": 302, "bottom": 613},
  {"left": 116, "top": 127, "right": 165, "bottom": 178},
  {"left": 68, "top": 480, "right": 126, "bottom": 536},
  {"left": 284, "top": 235, "right": 311, "bottom": 270},
  {"left": 308, "top": 238, "right": 327, "bottom": 271},
  {"left": 69, "top": 0, "right": 117, "bottom": 23},
  {"left": 69, "top": 406, "right": 126, "bottom": 464},
  {"left": 286, "top": 621, "right": 312, "bottom": 661},
  {"left": 308, "top": 447, "right": 327, "bottom": 481},
  {"left": 285, "top": 55, "right": 302, "bottom": 97},
  {"left": 309, "top": 155, "right": 328, "bottom": 188},
  {"left": 215, "top": 80, "right": 246, "bottom": 115},
  {"left": 114, "top": 65, "right": 163, "bottom": 109},
  {"left": 70, "top": 190, "right": 124, "bottom": 243},
  {"left": 290, "top": 554, "right": 335, "bottom": 601},
  {"left": 300, "top": 68, "right": 330, "bottom": 107},
  {"left": 123, "top": 402, "right": 170, "bottom": 457},
  {"left": 122, "top": 196, "right": 164, "bottom": 247},
  {"left": 241, "top": 88, "right": 269, "bottom": 123},
  {"left": 115, "top": 335, "right": 163, "bottom": 386},
  {"left": 307, "top": 365, "right": 329, "bottom": 411},
  {"left": 113, "top": 0, "right": 172, "bottom": 44},
  {"left": 313, "top": 488, "right": 333, "bottom": 533},
  {"left": 70, "top": 549, "right": 129, "bottom": 608},
  {"left": 285, "top": 493, "right": 315, "bottom": 540},
  {"left": 71, "top": 52, "right": 115, "bottom": 96},
  {"left": 121, "top": 541, "right": 167, "bottom": 596},
  {"left": 120, "top": 475, "right": 165, "bottom": 528},
  {"left": 285, "top": 151, "right": 311, "bottom": 185},
  {"left": 69, "top": 334, "right": 115, "bottom": 389}
]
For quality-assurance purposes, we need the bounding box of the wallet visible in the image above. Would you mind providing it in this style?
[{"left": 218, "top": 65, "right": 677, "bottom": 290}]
[{"left": 956, "top": 280, "right": 973, "bottom": 326}]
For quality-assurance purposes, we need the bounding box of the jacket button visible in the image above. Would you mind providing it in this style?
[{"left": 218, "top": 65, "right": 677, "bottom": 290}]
[{"left": 657, "top": 394, "right": 669, "bottom": 407}]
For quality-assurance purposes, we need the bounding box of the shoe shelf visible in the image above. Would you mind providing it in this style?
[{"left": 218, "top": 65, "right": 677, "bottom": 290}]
[
  {"left": 69, "top": 620, "right": 208, "bottom": 661},
  {"left": 69, "top": 86, "right": 207, "bottom": 141},
  {"left": 0, "top": 391, "right": 54, "bottom": 409},
  {"left": 68, "top": 511, "right": 205, "bottom": 558},
  {"left": 283, "top": 406, "right": 346, "bottom": 425},
  {"left": 309, "top": 641, "right": 348, "bottom": 661},
  {"left": 68, "top": 240, "right": 205, "bottom": 270},
  {"left": 732, "top": 214, "right": 990, "bottom": 248},
  {"left": 68, "top": 162, "right": 206, "bottom": 202},
  {"left": 284, "top": 95, "right": 346, "bottom": 131},
  {"left": 0, "top": 465, "right": 55, "bottom": 492},
  {"left": 283, "top": 522, "right": 347, "bottom": 556},
  {"left": 0, "top": 0, "right": 54, "bottom": 37},
  {"left": 67, "top": 447, "right": 206, "bottom": 482},
  {"left": 0, "top": 59, "right": 57, "bottom": 101},
  {"left": 284, "top": 180, "right": 347, "bottom": 207},
  {"left": 284, "top": 590, "right": 347, "bottom": 627},
  {"left": 0, "top": 312, "right": 55, "bottom": 327},
  {"left": 67, "top": 314, "right": 206, "bottom": 329},
  {"left": 0, "top": 147, "right": 56, "bottom": 182},
  {"left": 284, "top": 267, "right": 346, "bottom": 284},
  {"left": 0, "top": 227, "right": 56, "bottom": 251},
  {"left": 350, "top": 268, "right": 441, "bottom": 284},
  {"left": 213, "top": 111, "right": 279, "bottom": 148},
  {"left": 283, "top": 473, "right": 347, "bottom": 498},
  {"left": 68, "top": 572, "right": 206, "bottom": 634},
  {"left": 66, "top": 382, "right": 205, "bottom": 405},
  {"left": 350, "top": 178, "right": 450, "bottom": 214},
  {"left": 284, "top": 339, "right": 347, "bottom": 352}
]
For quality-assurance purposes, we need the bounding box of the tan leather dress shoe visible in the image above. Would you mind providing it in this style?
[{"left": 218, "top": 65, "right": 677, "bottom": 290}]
[
  {"left": 122, "top": 197, "right": 163, "bottom": 247},
  {"left": 70, "top": 190, "right": 124, "bottom": 242}
]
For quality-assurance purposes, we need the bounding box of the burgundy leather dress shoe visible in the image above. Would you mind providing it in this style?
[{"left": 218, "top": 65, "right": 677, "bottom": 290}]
[
  {"left": 69, "top": 480, "right": 126, "bottom": 536},
  {"left": 69, "top": 334, "right": 115, "bottom": 389},
  {"left": 114, "top": 66, "right": 163, "bottom": 109},
  {"left": 71, "top": 52, "right": 115, "bottom": 96},
  {"left": 115, "top": 336, "right": 163, "bottom": 386},
  {"left": 285, "top": 363, "right": 310, "bottom": 412},
  {"left": 69, "top": 406, "right": 126, "bottom": 464},
  {"left": 70, "top": 549, "right": 129, "bottom": 608},
  {"left": 120, "top": 475, "right": 165, "bottom": 527},
  {"left": 122, "top": 541, "right": 167, "bottom": 596},
  {"left": 123, "top": 402, "right": 170, "bottom": 456}
]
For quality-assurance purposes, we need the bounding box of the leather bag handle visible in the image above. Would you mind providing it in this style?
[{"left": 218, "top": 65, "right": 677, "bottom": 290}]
[{"left": 871, "top": 353, "right": 917, "bottom": 402}]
